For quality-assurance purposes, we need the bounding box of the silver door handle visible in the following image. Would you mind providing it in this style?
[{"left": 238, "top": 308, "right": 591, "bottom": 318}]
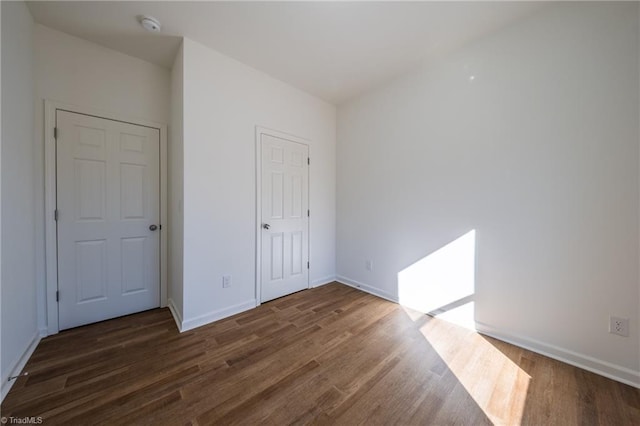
[{"left": 262, "top": 223, "right": 270, "bottom": 230}]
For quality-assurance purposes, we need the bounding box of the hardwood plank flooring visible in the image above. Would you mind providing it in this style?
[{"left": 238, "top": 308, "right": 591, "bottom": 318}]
[{"left": 2, "top": 283, "right": 639, "bottom": 425}]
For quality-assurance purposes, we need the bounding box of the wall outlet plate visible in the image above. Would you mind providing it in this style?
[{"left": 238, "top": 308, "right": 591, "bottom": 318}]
[
  {"left": 222, "top": 275, "right": 232, "bottom": 288},
  {"left": 609, "top": 316, "right": 629, "bottom": 337},
  {"left": 365, "top": 260, "right": 373, "bottom": 271}
]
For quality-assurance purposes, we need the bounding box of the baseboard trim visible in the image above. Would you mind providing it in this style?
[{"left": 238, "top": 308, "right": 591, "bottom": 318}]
[
  {"left": 476, "top": 321, "right": 640, "bottom": 389},
  {"left": 336, "top": 276, "right": 398, "bottom": 304},
  {"left": 180, "top": 299, "right": 257, "bottom": 332},
  {"left": 167, "top": 298, "right": 183, "bottom": 332},
  {"left": 1, "top": 331, "right": 42, "bottom": 402},
  {"left": 311, "top": 275, "right": 337, "bottom": 288}
]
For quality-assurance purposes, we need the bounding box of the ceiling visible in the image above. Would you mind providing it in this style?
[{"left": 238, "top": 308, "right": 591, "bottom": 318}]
[{"left": 27, "top": 1, "right": 544, "bottom": 105}]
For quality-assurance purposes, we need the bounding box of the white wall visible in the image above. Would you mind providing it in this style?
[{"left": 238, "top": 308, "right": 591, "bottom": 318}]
[
  {"left": 1, "top": 0, "right": 38, "bottom": 397},
  {"left": 0, "top": 0, "right": 3, "bottom": 391},
  {"left": 179, "top": 38, "right": 336, "bottom": 329},
  {"left": 34, "top": 25, "right": 170, "bottom": 125},
  {"left": 169, "top": 43, "right": 184, "bottom": 322},
  {"left": 337, "top": 2, "right": 639, "bottom": 386},
  {"left": 33, "top": 25, "right": 171, "bottom": 330}
]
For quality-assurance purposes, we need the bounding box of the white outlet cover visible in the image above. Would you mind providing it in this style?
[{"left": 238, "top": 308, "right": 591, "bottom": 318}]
[
  {"left": 222, "top": 275, "right": 231, "bottom": 288},
  {"left": 609, "top": 316, "right": 629, "bottom": 337}
]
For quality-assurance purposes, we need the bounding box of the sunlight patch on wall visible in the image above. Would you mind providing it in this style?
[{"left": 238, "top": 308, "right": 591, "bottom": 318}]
[
  {"left": 398, "top": 229, "right": 532, "bottom": 422},
  {"left": 435, "top": 299, "right": 475, "bottom": 330},
  {"left": 397, "top": 229, "right": 476, "bottom": 330}
]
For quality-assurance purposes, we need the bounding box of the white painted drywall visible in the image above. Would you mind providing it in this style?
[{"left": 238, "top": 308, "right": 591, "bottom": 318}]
[
  {"left": 0, "top": 0, "right": 3, "bottom": 391},
  {"left": 33, "top": 25, "right": 171, "bottom": 331},
  {"left": 337, "top": 2, "right": 639, "bottom": 384},
  {"left": 179, "top": 38, "right": 336, "bottom": 327},
  {"left": 1, "top": 0, "right": 38, "bottom": 390},
  {"left": 34, "top": 25, "right": 170, "bottom": 124},
  {"left": 169, "top": 43, "right": 184, "bottom": 323}
]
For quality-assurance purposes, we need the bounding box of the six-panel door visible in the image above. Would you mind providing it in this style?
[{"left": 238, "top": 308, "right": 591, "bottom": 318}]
[
  {"left": 261, "top": 134, "right": 309, "bottom": 302},
  {"left": 56, "top": 110, "right": 160, "bottom": 330}
]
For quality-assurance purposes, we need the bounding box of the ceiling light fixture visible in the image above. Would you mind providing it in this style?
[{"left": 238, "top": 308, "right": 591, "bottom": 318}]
[{"left": 140, "top": 15, "right": 161, "bottom": 33}]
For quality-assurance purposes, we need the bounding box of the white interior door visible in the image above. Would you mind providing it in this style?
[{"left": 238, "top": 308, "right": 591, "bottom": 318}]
[
  {"left": 56, "top": 110, "right": 160, "bottom": 330},
  {"left": 261, "top": 133, "right": 309, "bottom": 302}
]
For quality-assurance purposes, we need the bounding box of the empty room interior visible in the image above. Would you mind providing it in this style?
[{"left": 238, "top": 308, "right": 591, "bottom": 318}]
[{"left": 1, "top": 0, "right": 639, "bottom": 424}]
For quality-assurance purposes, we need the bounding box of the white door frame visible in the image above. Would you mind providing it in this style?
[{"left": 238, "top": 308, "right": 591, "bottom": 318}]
[
  {"left": 44, "top": 100, "right": 168, "bottom": 335},
  {"left": 255, "top": 126, "right": 311, "bottom": 305}
]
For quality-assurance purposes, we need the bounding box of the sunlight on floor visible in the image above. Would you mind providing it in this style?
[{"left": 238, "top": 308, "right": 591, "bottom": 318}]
[
  {"left": 403, "top": 306, "right": 532, "bottom": 425},
  {"left": 397, "top": 229, "right": 531, "bottom": 423}
]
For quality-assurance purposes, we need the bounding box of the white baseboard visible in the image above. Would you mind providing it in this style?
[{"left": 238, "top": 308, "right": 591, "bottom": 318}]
[
  {"left": 336, "top": 275, "right": 398, "bottom": 304},
  {"left": 311, "top": 275, "right": 337, "bottom": 287},
  {"left": 179, "top": 299, "right": 257, "bottom": 332},
  {"left": 167, "top": 298, "right": 183, "bottom": 332},
  {"left": 476, "top": 321, "right": 640, "bottom": 389},
  {"left": 1, "top": 331, "right": 42, "bottom": 402}
]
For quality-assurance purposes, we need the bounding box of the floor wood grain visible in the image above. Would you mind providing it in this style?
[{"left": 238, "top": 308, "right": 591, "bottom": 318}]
[{"left": 2, "top": 283, "right": 639, "bottom": 425}]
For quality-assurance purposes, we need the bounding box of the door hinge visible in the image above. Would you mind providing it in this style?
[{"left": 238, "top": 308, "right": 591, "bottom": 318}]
[
  {"left": 54, "top": 209, "right": 59, "bottom": 221},
  {"left": 307, "top": 261, "right": 310, "bottom": 269},
  {"left": 56, "top": 291, "right": 59, "bottom": 302},
  {"left": 307, "top": 209, "right": 310, "bottom": 217},
  {"left": 307, "top": 157, "right": 310, "bottom": 165},
  {"left": 54, "top": 127, "right": 58, "bottom": 140}
]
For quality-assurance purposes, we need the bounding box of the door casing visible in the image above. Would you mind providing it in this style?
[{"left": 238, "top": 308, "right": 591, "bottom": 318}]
[
  {"left": 44, "top": 100, "right": 168, "bottom": 335},
  {"left": 255, "top": 126, "right": 311, "bottom": 305}
]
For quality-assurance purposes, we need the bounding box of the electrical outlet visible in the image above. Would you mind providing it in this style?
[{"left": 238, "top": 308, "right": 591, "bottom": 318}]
[
  {"left": 222, "top": 275, "right": 232, "bottom": 288},
  {"left": 365, "top": 260, "right": 373, "bottom": 271},
  {"left": 609, "top": 316, "right": 629, "bottom": 337}
]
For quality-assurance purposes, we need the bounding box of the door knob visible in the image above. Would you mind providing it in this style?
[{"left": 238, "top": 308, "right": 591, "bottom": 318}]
[
  {"left": 262, "top": 223, "right": 270, "bottom": 230},
  {"left": 149, "top": 224, "right": 158, "bottom": 231}
]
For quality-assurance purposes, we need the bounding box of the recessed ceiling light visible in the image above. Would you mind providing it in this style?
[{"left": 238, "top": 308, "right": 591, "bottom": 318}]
[{"left": 140, "top": 15, "right": 161, "bottom": 33}]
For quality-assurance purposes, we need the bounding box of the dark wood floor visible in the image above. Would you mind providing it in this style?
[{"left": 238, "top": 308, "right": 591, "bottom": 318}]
[{"left": 2, "top": 283, "right": 639, "bottom": 425}]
